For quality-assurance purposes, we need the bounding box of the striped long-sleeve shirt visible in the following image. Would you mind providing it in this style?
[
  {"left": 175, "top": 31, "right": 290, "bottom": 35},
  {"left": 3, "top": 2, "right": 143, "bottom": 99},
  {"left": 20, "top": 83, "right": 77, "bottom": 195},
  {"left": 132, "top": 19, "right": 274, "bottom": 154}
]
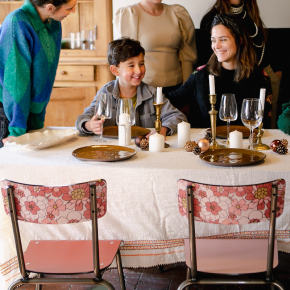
[{"left": 0, "top": 0, "right": 61, "bottom": 137}]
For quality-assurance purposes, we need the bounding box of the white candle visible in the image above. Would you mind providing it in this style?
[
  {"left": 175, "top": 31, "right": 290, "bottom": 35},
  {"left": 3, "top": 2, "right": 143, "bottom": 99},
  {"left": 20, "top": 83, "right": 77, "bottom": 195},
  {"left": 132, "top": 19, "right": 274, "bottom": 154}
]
[
  {"left": 259, "top": 88, "right": 266, "bottom": 111},
  {"left": 156, "top": 87, "right": 163, "bottom": 104},
  {"left": 118, "top": 125, "right": 131, "bottom": 146},
  {"left": 209, "top": 75, "right": 215, "bottom": 95},
  {"left": 229, "top": 130, "right": 243, "bottom": 149},
  {"left": 178, "top": 121, "right": 190, "bottom": 148},
  {"left": 119, "top": 113, "right": 130, "bottom": 125},
  {"left": 149, "top": 133, "right": 164, "bottom": 152}
]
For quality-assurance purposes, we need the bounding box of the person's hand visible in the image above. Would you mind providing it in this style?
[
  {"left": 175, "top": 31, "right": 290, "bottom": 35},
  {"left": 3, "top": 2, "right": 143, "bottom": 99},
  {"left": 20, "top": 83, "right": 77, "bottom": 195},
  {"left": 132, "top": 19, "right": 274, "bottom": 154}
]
[
  {"left": 85, "top": 116, "right": 104, "bottom": 135},
  {"left": 2, "top": 136, "right": 15, "bottom": 146},
  {"left": 146, "top": 127, "right": 169, "bottom": 140}
]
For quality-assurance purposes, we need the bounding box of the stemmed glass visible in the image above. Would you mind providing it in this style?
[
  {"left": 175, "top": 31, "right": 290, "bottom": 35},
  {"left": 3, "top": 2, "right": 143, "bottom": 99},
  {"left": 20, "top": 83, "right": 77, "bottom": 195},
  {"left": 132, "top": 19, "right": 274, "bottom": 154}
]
[
  {"left": 94, "top": 92, "right": 112, "bottom": 142},
  {"left": 219, "top": 94, "right": 238, "bottom": 146},
  {"left": 241, "top": 98, "right": 263, "bottom": 150},
  {"left": 116, "top": 99, "right": 135, "bottom": 146}
]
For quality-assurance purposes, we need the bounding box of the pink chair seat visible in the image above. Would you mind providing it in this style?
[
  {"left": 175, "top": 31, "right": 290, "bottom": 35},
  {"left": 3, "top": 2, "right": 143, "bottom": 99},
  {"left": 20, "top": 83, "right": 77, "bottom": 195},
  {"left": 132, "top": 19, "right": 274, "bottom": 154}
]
[
  {"left": 24, "top": 240, "right": 122, "bottom": 274},
  {"left": 185, "top": 238, "right": 278, "bottom": 275}
]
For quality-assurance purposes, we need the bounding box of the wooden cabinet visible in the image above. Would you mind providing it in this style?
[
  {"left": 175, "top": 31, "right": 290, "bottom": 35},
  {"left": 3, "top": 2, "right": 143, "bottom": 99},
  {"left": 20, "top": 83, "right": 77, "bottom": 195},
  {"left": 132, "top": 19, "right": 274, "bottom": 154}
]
[{"left": 0, "top": 0, "right": 114, "bottom": 127}]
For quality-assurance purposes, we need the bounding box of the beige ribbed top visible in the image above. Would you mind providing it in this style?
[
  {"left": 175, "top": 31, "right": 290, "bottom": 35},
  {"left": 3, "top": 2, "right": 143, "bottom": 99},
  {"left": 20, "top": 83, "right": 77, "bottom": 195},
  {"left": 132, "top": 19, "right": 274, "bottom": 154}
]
[{"left": 114, "top": 4, "right": 197, "bottom": 88}]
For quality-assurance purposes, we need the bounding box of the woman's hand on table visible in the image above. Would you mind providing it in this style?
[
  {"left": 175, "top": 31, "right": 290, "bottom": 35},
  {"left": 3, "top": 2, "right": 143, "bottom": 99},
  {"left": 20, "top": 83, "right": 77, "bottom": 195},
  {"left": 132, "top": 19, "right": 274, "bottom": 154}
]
[
  {"left": 85, "top": 116, "right": 104, "bottom": 135},
  {"left": 146, "top": 127, "right": 169, "bottom": 140},
  {"left": 2, "top": 136, "right": 15, "bottom": 146}
]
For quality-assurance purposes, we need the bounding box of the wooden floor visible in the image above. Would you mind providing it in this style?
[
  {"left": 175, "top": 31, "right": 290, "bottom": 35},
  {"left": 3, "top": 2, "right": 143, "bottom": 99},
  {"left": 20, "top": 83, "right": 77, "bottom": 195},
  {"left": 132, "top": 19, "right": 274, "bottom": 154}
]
[{"left": 16, "top": 252, "right": 290, "bottom": 290}]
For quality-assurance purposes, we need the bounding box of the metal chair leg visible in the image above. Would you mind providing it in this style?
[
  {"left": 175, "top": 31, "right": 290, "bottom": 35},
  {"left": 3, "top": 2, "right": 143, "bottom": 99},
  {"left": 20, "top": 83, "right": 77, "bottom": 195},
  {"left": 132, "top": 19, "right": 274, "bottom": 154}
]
[
  {"left": 36, "top": 274, "right": 43, "bottom": 290},
  {"left": 116, "top": 249, "right": 126, "bottom": 290},
  {"left": 185, "top": 267, "right": 191, "bottom": 290}
]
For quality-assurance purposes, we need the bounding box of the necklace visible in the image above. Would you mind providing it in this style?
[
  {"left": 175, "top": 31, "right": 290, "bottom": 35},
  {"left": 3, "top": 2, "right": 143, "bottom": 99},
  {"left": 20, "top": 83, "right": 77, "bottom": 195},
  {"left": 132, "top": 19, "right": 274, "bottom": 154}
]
[{"left": 230, "top": 1, "right": 244, "bottom": 14}]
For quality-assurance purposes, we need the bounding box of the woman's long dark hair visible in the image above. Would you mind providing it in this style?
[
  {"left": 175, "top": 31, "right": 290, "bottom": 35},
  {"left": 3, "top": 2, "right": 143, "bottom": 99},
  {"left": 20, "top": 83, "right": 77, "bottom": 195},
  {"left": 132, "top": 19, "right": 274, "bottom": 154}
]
[
  {"left": 209, "top": 0, "right": 267, "bottom": 42},
  {"left": 29, "top": 0, "right": 71, "bottom": 9},
  {"left": 208, "top": 14, "right": 257, "bottom": 82}
]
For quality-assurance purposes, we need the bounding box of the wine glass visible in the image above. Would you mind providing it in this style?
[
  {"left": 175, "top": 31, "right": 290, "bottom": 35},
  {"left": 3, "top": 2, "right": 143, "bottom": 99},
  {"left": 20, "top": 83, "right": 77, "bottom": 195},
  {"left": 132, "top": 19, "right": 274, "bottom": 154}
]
[
  {"left": 241, "top": 98, "right": 263, "bottom": 150},
  {"left": 94, "top": 92, "right": 112, "bottom": 142},
  {"left": 116, "top": 99, "right": 135, "bottom": 146},
  {"left": 219, "top": 94, "right": 238, "bottom": 147}
]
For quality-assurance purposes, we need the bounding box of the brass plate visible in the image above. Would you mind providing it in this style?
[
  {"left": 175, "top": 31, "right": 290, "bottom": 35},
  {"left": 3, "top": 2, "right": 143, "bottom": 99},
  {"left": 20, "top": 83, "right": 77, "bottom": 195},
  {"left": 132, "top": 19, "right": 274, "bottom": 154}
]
[
  {"left": 199, "top": 149, "right": 266, "bottom": 167},
  {"left": 72, "top": 145, "right": 136, "bottom": 162},
  {"left": 103, "top": 126, "right": 151, "bottom": 139},
  {"left": 216, "top": 125, "right": 259, "bottom": 139}
]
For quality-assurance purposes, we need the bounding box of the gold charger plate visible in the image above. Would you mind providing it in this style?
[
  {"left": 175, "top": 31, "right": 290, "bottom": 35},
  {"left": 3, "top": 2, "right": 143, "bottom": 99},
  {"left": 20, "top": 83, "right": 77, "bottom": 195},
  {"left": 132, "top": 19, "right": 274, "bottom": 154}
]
[
  {"left": 72, "top": 145, "right": 136, "bottom": 162},
  {"left": 216, "top": 125, "right": 259, "bottom": 139},
  {"left": 199, "top": 148, "right": 266, "bottom": 167},
  {"left": 103, "top": 126, "right": 151, "bottom": 139}
]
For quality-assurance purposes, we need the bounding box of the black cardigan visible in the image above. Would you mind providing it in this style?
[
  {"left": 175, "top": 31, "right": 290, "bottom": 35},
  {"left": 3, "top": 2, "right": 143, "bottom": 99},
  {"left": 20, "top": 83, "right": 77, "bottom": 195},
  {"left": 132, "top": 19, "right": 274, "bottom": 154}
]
[{"left": 165, "top": 65, "right": 272, "bottom": 129}]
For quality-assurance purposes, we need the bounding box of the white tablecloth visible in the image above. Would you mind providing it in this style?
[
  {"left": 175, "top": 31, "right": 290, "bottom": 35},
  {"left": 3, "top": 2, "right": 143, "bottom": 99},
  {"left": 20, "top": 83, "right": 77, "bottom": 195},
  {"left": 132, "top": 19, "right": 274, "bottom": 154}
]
[{"left": 1, "top": 127, "right": 290, "bottom": 289}]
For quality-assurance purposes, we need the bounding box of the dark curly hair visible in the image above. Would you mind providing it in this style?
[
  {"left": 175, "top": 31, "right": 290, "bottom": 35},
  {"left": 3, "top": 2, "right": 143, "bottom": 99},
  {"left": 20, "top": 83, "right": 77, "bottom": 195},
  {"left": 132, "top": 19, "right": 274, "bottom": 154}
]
[
  {"left": 29, "top": 0, "right": 71, "bottom": 8},
  {"left": 107, "top": 37, "right": 145, "bottom": 67}
]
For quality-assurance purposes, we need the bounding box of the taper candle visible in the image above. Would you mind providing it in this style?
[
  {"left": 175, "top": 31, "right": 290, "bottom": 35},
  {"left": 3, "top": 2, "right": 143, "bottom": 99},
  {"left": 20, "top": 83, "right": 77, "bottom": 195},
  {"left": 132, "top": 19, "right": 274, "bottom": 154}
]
[
  {"left": 259, "top": 88, "right": 266, "bottom": 111},
  {"left": 209, "top": 75, "right": 215, "bottom": 95},
  {"left": 156, "top": 87, "right": 163, "bottom": 104},
  {"left": 118, "top": 113, "right": 131, "bottom": 146},
  {"left": 178, "top": 121, "right": 190, "bottom": 148},
  {"left": 149, "top": 133, "right": 164, "bottom": 152}
]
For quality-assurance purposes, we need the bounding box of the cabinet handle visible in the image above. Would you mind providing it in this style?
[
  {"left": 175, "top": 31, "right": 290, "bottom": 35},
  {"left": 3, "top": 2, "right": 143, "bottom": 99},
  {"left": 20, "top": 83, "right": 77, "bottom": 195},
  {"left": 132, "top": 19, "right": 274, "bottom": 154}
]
[{"left": 61, "top": 71, "right": 67, "bottom": 75}]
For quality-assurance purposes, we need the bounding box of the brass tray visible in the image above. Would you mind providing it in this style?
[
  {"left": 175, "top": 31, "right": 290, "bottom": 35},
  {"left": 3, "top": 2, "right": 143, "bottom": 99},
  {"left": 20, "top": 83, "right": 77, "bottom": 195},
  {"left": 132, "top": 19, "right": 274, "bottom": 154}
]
[
  {"left": 199, "top": 148, "right": 266, "bottom": 167},
  {"left": 103, "top": 126, "right": 151, "bottom": 139},
  {"left": 216, "top": 125, "right": 259, "bottom": 139},
  {"left": 72, "top": 145, "right": 136, "bottom": 162}
]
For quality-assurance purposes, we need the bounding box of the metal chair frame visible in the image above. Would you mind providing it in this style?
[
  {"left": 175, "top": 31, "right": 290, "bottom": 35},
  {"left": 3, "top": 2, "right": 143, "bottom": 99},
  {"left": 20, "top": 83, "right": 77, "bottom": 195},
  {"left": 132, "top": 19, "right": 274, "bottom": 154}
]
[
  {"left": 5, "top": 181, "right": 126, "bottom": 290},
  {"left": 177, "top": 180, "right": 285, "bottom": 290}
]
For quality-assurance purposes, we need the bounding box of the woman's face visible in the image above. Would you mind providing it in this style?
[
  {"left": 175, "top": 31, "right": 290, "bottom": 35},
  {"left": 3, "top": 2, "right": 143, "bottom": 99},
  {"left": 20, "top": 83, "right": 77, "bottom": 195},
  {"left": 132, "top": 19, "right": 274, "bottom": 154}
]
[
  {"left": 211, "top": 24, "right": 237, "bottom": 70},
  {"left": 50, "top": 0, "right": 77, "bottom": 21}
]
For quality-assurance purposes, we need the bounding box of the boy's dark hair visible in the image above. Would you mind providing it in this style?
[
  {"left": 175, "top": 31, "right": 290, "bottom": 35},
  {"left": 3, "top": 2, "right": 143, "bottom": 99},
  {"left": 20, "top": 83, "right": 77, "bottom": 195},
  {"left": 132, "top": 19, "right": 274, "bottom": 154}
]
[{"left": 107, "top": 37, "right": 145, "bottom": 67}]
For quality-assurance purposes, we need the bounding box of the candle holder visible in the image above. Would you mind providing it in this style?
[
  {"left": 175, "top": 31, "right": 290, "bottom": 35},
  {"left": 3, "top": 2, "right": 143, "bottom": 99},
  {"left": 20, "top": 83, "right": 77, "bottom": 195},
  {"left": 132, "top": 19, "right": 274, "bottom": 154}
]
[
  {"left": 209, "top": 94, "right": 226, "bottom": 150},
  {"left": 251, "top": 116, "right": 270, "bottom": 151},
  {"left": 153, "top": 102, "right": 164, "bottom": 134},
  {"left": 153, "top": 102, "right": 169, "bottom": 148}
]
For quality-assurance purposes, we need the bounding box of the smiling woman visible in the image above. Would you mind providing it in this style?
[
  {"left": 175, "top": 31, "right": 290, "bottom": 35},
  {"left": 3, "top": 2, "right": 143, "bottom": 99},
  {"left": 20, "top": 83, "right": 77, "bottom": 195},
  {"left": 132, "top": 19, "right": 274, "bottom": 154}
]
[
  {"left": 165, "top": 14, "right": 272, "bottom": 129},
  {"left": 0, "top": 0, "right": 77, "bottom": 147}
]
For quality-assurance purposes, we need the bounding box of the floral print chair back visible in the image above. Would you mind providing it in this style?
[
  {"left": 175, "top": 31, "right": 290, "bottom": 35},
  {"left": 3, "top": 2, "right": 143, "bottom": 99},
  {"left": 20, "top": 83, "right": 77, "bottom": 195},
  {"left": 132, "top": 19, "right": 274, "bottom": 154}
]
[
  {"left": 1, "top": 179, "right": 126, "bottom": 290},
  {"left": 177, "top": 179, "right": 286, "bottom": 290}
]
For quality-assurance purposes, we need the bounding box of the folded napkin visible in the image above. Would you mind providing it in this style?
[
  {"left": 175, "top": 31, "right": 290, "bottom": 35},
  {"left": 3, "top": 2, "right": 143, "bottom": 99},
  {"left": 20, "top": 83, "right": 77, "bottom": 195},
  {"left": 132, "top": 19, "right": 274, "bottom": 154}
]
[{"left": 277, "top": 101, "right": 290, "bottom": 135}]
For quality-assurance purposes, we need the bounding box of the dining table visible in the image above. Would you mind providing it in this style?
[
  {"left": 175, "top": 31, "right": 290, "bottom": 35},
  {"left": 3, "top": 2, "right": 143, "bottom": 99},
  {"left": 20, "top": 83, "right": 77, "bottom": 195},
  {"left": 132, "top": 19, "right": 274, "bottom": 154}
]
[{"left": 0, "top": 127, "right": 290, "bottom": 289}]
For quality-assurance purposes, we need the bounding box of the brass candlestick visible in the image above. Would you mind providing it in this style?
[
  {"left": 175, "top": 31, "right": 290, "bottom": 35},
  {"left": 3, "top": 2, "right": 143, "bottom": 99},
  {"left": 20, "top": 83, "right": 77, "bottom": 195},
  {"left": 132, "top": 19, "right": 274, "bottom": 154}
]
[
  {"left": 153, "top": 102, "right": 169, "bottom": 148},
  {"left": 252, "top": 115, "right": 270, "bottom": 150},
  {"left": 209, "top": 94, "right": 226, "bottom": 150},
  {"left": 153, "top": 102, "right": 164, "bottom": 134}
]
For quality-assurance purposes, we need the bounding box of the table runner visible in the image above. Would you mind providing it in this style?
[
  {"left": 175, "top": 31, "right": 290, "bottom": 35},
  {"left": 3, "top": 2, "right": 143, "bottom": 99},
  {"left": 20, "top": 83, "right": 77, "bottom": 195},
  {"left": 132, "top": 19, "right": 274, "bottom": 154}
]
[{"left": 1, "top": 128, "right": 290, "bottom": 289}]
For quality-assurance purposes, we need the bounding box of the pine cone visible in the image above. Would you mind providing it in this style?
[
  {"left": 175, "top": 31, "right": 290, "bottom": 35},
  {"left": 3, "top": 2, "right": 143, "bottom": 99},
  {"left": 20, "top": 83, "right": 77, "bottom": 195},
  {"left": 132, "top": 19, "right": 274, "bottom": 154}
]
[
  {"left": 276, "top": 144, "right": 288, "bottom": 155},
  {"left": 250, "top": 133, "right": 258, "bottom": 144},
  {"left": 184, "top": 141, "right": 197, "bottom": 152},
  {"left": 140, "top": 139, "right": 149, "bottom": 151},
  {"left": 281, "top": 139, "right": 288, "bottom": 148},
  {"left": 204, "top": 131, "right": 213, "bottom": 143},
  {"left": 193, "top": 145, "right": 201, "bottom": 155}
]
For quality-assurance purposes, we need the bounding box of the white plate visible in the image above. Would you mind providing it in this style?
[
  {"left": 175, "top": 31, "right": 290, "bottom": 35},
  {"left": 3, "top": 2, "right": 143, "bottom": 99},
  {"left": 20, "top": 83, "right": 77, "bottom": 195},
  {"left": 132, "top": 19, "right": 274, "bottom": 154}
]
[{"left": 6, "top": 129, "right": 79, "bottom": 150}]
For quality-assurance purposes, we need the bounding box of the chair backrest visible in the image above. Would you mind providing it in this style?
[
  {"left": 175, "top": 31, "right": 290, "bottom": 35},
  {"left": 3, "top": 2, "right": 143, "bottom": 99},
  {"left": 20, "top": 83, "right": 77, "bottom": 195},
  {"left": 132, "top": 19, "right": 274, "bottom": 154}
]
[
  {"left": 177, "top": 179, "right": 285, "bottom": 225},
  {"left": 1, "top": 179, "right": 107, "bottom": 224}
]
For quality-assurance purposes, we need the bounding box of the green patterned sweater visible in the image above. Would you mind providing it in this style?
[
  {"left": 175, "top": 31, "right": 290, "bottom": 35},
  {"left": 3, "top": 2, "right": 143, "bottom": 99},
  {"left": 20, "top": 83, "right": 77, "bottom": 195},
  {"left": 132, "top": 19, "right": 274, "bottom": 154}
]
[{"left": 0, "top": 0, "right": 61, "bottom": 137}]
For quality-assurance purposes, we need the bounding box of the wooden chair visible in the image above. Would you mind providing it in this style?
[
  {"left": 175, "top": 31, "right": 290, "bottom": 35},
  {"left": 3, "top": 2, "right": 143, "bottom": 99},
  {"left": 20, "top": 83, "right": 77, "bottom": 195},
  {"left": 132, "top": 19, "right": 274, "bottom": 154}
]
[
  {"left": 1, "top": 179, "right": 126, "bottom": 290},
  {"left": 177, "top": 179, "right": 286, "bottom": 290}
]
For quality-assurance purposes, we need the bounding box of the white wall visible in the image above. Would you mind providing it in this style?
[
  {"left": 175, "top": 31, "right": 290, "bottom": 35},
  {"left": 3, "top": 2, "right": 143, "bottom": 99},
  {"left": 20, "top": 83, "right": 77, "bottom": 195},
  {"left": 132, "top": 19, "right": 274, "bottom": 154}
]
[{"left": 113, "top": 0, "right": 290, "bottom": 30}]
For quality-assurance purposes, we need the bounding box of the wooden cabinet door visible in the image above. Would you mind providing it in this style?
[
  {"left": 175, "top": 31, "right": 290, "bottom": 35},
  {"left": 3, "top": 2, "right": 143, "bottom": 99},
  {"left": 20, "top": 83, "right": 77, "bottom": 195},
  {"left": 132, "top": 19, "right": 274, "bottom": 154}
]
[{"left": 44, "top": 87, "right": 96, "bottom": 127}]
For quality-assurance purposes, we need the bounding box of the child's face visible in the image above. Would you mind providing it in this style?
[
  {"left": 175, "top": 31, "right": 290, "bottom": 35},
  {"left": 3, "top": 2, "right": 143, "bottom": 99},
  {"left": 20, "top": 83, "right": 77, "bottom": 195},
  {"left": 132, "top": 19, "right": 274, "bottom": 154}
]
[{"left": 113, "top": 53, "right": 145, "bottom": 89}]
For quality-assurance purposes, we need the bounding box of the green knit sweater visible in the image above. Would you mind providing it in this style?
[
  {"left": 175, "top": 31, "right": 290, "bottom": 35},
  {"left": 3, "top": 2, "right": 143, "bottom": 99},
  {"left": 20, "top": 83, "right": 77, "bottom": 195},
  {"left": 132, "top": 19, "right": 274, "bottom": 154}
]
[{"left": 0, "top": 0, "right": 61, "bottom": 137}]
